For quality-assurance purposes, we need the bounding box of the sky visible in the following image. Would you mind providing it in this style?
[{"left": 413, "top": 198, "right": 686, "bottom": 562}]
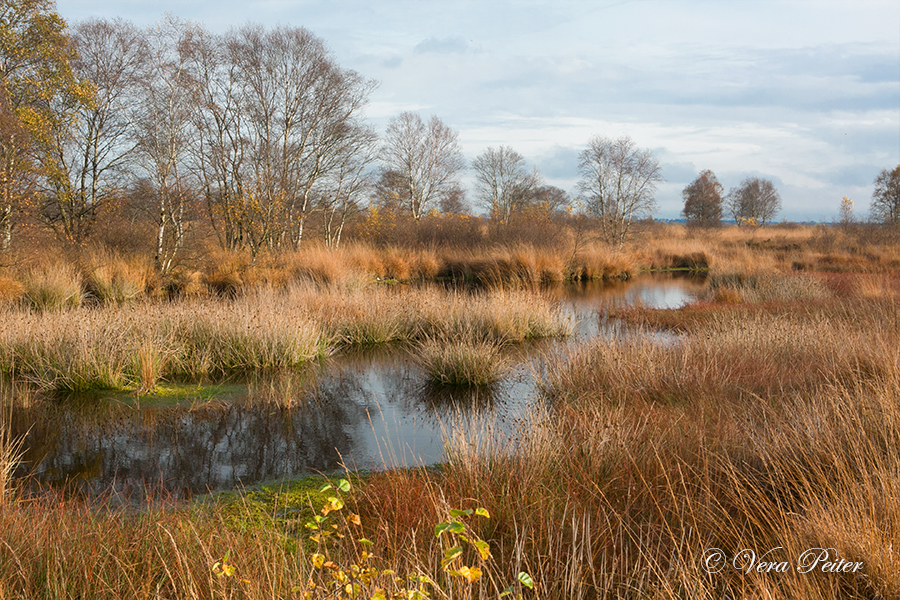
[{"left": 56, "top": 0, "right": 900, "bottom": 222}]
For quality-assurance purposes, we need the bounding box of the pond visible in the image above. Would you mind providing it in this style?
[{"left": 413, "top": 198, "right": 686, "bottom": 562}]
[{"left": 8, "top": 274, "right": 705, "bottom": 500}]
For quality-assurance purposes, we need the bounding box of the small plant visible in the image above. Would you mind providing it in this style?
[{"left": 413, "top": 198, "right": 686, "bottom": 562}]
[
  {"left": 302, "top": 479, "right": 534, "bottom": 599},
  {"left": 434, "top": 507, "right": 534, "bottom": 598}
]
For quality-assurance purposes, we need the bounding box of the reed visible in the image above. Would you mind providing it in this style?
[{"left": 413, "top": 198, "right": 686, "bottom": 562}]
[
  {"left": 81, "top": 248, "right": 152, "bottom": 304},
  {"left": 22, "top": 262, "right": 84, "bottom": 311},
  {"left": 415, "top": 336, "right": 509, "bottom": 386},
  {"left": 1, "top": 254, "right": 898, "bottom": 597}
]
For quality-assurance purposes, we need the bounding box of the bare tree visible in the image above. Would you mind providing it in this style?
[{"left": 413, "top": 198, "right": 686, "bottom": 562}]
[
  {"left": 472, "top": 145, "right": 538, "bottom": 224},
  {"left": 132, "top": 16, "right": 199, "bottom": 274},
  {"left": 317, "top": 124, "right": 378, "bottom": 248},
  {"left": 190, "top": 25, "right": 376, "bottom": 253},
  {"left": 682, "top": 169, "right": 724, "bottom": 227},
  {"left": 40, "top": 18, "right": 147, "bottom": 242},
  {"left": 871, "top": 165, "right": 900, "bottom": 226},
  {"left": 577, "top": 135, "right": 662, "bottom": 246},
  {"left": 381, "top": 112, "right": 465, "bottom": 221},
  {"left": 727, "top": 177, "right": 781, "bottom": 226},
  {"left": 526, "top": 184, "right": 568, "bottom": 219}
]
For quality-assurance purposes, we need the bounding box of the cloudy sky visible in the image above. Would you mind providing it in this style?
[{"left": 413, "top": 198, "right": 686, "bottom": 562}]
[{"left": 56, "top": 0, "right": 899, "bottom": 221}]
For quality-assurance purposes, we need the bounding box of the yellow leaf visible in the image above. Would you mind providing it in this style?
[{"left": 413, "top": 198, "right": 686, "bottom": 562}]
[
  {"left": 459, "top": 565, "right": 482, "bottom": 583},
  {"left": 311, "top": 553, "right": 325, "bottom": 569}
]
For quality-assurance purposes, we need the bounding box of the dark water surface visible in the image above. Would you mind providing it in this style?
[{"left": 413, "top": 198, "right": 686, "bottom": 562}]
[{"left": 9, "top": 275, "right": 704, "bottom": 499}]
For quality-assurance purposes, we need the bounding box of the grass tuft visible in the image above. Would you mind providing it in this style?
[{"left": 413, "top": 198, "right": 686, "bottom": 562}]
[
  {"left": 415, "top": 337, "right": 509, "bottom": 386},
  {"left": 22, "top": 263, "right": 84, "bottom": 311}
]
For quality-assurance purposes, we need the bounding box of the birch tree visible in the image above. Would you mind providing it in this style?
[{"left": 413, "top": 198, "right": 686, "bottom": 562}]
[
  {"left": 382, "top": 112, "right": 465, "bottom": 221},
  {"left": 577, "top": 135, "right": 662, "bottom": 245}
]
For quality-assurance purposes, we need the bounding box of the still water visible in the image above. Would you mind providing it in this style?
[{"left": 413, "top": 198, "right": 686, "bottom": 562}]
[{"left": 10, "top": 275, "right": 704, "bottom": 499}]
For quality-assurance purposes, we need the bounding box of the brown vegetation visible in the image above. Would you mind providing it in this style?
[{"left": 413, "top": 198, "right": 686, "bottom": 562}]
[{"left": 0, "top": 224, "right": 898, "bottom": 598}]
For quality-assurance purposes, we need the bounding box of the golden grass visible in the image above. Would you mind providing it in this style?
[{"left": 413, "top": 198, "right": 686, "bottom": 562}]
[
  {"left": 348, "top": 290, "right": 900, "bottom": 598},
  {"left": 415, "top": 336, "right": 509, "bottom": 386},
  {"left": 3, "top": 226, "right": 900, "bottom": 598},
  {"left": 80, "top": 248, "right": 153, "bottom": 304},
  {"left": 0, "top": 282, "right": 570, "bottom": 391},
  {"left": 22, "top": 262, "right": 84, "bottom": 311},
  {"left": 0, "top": 276, "right": 24, "bottom": 304}
]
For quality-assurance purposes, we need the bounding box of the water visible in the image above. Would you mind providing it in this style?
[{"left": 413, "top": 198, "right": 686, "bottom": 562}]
[{"left": 9, "top": 274, "right": 704, "bottom": 499}]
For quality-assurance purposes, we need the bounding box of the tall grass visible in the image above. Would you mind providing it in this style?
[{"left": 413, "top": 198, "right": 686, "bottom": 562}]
[
  {"left": 348, "top": 288, "right": 900, "bottom": 598},
  {"left": 0, "top": 256, "right": 898, "bottom": 597},
  {"left": 415, "top": 336, "right": 509, "bottom": 386},
  {"left": 0, "top": 283, "right": 569, "bottom": 391},
  {"left": 22, "top": 262, "right": 84, "bottom": 311}
]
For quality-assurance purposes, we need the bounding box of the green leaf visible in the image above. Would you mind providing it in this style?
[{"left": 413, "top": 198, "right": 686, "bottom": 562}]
[
  {"left": 518, "top": 571, "right": 534, "bottom": 589},
  {"left": 319, "top": 483, "right": 333, "bottom": 493},
  {"left": 449, "top": 508, "right": 473, "bottom": 518},
  {"left": 441, "top": 545, "right": 463, "bottom": 568},
  {"left": 447, "top": 521, "right": 465, "bottom": 534},
  {"left": 434, "top": 522, "right": 450, "bottom": 537},
  {"left": 337, "top": 478, "right": 351, "bottom": 493},
  {"left": 358, "top": 538, "right": 374, "bottom": 546}
]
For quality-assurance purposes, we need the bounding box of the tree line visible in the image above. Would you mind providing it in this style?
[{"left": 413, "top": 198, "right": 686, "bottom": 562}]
[{"left": 2, "top": 1, "right": 898, "bottom": 268}]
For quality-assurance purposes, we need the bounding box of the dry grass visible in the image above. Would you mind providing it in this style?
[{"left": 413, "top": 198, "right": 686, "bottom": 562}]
[
  {"left": 415, "top": 336, "right": 509, "bottom": 386},
  {"left": 0, "top": 277, "right": 24, "bottom": 304},
  {"left": 80, "top": 248, "right": 154, "bottom": 304},
  {"left": 0, "top": 282, "right": 569, "bottom": 391},
  {"left": 22, "top": 262, "right": 84, "bottom": 311},
  {"left": 0, "top": 293, "right": 330, "bottom": 391},
  {"left": 348, "top": 289, "right": 900, "bottom": 598},
  {"left": 2, "top": 227, "right": 900, "bottom": 598}
]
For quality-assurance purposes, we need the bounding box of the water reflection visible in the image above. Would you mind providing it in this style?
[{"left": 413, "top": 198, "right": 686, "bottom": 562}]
[{"left": 8, "top": 275, "right": 703, "bottom": 498}]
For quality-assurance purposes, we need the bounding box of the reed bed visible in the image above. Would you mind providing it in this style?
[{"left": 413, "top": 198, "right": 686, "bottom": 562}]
[
  {"left": 347, "top": 291, "right": 900, "bottom": 598},
  {"left": 0, "top": 295, "right": 329, "bottom": 391},
  {"left": 2, "top": 224, "right": 900, "bottom": 303},
  {"left": 0, "top": 284, "right": 570, "bottom": 392}
]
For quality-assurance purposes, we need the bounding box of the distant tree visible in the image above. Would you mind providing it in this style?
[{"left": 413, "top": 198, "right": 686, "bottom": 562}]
[
  {"left": 471, "top": 145, "right": 538, "bottom": 224},
  {"left": 191, "top": 24, "right": 376, "bottom": 253},
  {"left": 0, "top": 87, "right": 37, "bottom": 251},
  {"left": 727, "top": 177, "right": 781, "bottom": 226},
  {"left": 838, "top": 195, "right": 854, "bottom": 226},
  {"left": 316, "top": 123, "right": 378, "bottom": 249},
  {"left": 681, "top": 169, "right": 723, "bottom": 227},
  {"left": 370, "top": 168, "right": 406, "bottom": 212},
  {"left": 526, "top": 185, "right": 569, "bottom": 219},
  {"left": 577, "top": 135, "right": 662, "bottom": 246},
  {"left": 871, "top": 165, "right": 900, "bottom": 226},
  {"left": 438, "top": 184, "right": 469, "bottom": 214},
  {"left": 132, "top": 16, "right": 199, "bottom": 274},
  {"left": 381, "top": 112, "right": 465, "bottom": 221}
]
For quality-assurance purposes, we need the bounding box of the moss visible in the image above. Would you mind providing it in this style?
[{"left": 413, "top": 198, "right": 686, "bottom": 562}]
[{"left": 61, "top": 382, "right": 248, "bottom": 407}]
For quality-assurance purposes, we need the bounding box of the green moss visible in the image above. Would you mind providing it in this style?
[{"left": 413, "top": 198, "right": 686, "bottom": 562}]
[
  {"left": 202, "top": 475, "right": 356, "bottom": 540},
  {"left": 61, "top": 382, "right": 248, "bottom": 407}
]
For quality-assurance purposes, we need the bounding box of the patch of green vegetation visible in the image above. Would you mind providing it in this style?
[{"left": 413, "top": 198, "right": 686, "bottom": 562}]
[
  {"left": 60, "top": 382, "right": 248, "bottom": 408},
  {"left": 203, "top": 474, "right": 360, "bottom": 539},
  {"left": 131, "top": 382, "right": 246, "bottom": 406}
]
